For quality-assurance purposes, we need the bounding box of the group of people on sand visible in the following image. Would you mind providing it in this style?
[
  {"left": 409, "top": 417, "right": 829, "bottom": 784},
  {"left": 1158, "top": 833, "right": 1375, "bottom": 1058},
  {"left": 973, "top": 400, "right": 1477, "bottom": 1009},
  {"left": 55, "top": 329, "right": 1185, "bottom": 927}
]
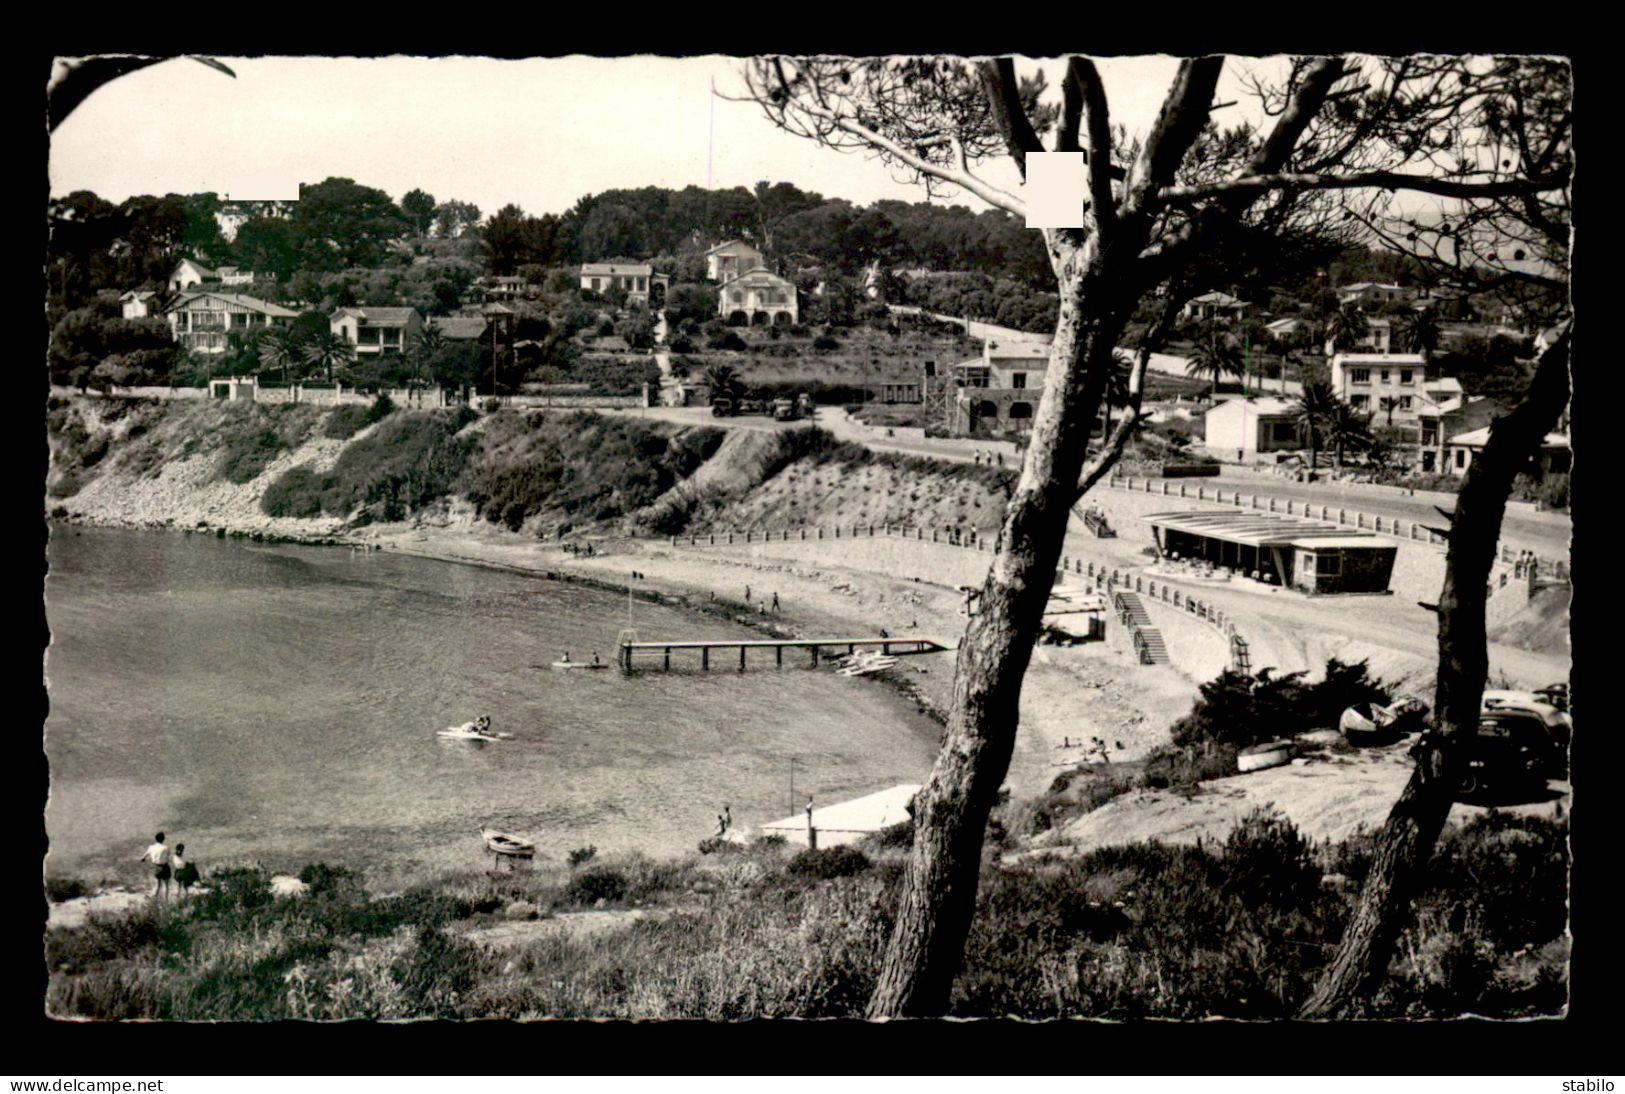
[
  {"left": 558, "top": 651, "right": 602, "bottom": 665},
  {"left": 139, "top": 831, "right": 200, "bottom": 901}
]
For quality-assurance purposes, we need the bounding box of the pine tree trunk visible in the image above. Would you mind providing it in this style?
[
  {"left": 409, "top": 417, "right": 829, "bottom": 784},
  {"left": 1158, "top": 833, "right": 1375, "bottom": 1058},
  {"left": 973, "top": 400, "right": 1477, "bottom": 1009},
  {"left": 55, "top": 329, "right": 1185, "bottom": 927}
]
[
  {"left": 1299, "top": 329, "right": 1570, "bottom": 1018},
  {"left": 867, "top": 243, "right": 1123, "bottom": 1018}
]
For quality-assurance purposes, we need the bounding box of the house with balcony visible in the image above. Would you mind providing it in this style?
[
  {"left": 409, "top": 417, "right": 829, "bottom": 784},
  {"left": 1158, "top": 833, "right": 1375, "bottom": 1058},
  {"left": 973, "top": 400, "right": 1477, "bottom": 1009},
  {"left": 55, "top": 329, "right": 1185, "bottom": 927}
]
[
  {"left": 717, "top": 268, "right": 799, "bottom": 326},
  {"left": 165, "top": 292, "right": 298, "bottom": 355},
  {"left": 330, "top": 307, "right": 424, "bottom": 356},
  {"left": 948, "top": 340, "right": 1053, "bottom": 435},
  {"left": 580, "top": 262, "right": 668, "bottom": 306},
  {"left": 1328, "top": 352, "right": 1464, "bottom": 440},
  {"left": 215, "top": 266, "right": 256, "bottom": 286},
  {"left": 705, "top": 240, "right": 765, "bottom": 283}
]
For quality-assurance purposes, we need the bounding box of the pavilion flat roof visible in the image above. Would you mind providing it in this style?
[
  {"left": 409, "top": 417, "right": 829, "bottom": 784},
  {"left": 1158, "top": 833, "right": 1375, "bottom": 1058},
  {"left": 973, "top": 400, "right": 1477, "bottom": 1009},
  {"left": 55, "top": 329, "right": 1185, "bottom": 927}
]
[{"left": 1143, "top": 509, "right": 1391, "bottom": 551}]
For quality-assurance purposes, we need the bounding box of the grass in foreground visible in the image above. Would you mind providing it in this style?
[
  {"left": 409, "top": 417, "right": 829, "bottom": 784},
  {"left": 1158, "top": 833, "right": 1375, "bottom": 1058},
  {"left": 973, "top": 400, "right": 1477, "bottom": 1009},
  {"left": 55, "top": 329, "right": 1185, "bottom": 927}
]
[{"left": 46, "top": 809, "right": 1566, "bottom": 1021}]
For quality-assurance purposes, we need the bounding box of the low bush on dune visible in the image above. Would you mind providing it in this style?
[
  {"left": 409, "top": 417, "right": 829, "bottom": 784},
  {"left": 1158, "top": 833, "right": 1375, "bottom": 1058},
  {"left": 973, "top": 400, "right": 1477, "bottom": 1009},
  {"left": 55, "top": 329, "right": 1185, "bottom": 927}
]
[{"left": 787, "top": 846, "right": 872, "bottom": 881}]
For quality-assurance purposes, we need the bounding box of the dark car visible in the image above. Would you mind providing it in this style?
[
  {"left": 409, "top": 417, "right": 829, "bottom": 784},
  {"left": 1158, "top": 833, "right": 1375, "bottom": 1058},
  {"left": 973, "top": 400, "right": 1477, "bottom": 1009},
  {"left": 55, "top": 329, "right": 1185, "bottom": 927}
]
[{"left": 1456, "top": 709, "right": 1563, "bottom": 799}]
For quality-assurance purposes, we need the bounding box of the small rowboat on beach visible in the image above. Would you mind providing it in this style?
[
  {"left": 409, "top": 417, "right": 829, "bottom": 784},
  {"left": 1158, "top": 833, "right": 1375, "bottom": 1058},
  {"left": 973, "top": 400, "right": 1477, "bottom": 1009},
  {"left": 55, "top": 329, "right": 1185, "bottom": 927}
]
[
  {"left": 481, "top": 827, "right": 536, "bottom": 859},
  {"left": 1340, "top": 696, "right": 1429, "bottom": 741},
  {"left": 1237, "top": 741, "right": 1294, "bottom": 773},
  {"left": 551, "top": 661, "right": 608, "bottom": 670}
]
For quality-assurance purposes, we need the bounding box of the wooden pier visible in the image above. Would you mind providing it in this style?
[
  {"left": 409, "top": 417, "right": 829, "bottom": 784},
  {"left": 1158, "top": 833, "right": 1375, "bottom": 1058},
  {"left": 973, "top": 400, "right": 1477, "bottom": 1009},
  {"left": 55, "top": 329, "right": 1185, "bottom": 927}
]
[{"left": 617, "top": 635, "right": 954, "bottom": 671}]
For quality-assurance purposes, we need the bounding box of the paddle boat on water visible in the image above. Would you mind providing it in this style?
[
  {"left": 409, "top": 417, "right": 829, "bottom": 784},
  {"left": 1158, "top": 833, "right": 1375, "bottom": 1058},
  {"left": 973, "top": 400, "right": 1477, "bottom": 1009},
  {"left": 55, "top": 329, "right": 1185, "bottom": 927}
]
[
  {"left": 438, "top": 718, "right": 513, "bottom": 742},
  {"left": 835, "top": 652, "right": 901, "bottom": 677}
]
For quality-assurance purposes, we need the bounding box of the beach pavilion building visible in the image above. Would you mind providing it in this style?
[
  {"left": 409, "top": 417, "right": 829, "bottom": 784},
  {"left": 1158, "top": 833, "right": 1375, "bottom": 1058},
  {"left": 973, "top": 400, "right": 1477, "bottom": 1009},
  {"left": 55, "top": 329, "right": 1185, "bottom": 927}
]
[{"left": 1144, "top": 510, "right": 1397, "bottom": 595}]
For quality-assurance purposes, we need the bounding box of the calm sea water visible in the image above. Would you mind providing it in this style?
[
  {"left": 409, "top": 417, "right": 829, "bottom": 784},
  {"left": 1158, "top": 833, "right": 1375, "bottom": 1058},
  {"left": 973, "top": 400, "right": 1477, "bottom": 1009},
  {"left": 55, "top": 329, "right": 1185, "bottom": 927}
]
[{"left": 44, "top": 526, "right": 939, "bottom": 885}]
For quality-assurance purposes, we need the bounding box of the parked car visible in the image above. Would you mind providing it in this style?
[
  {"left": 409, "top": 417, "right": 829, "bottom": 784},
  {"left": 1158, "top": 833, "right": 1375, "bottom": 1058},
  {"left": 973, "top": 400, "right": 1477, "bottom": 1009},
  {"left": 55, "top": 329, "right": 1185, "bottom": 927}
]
[
  {"left": 1481, "top": 690, "right": 1571, "bottom": 765},
  {"left": 709, "top": 398, "right": 734, "bottom": 417},
  {"left": 1457, "top": 708, "right": 1562, "bottom": 799}
]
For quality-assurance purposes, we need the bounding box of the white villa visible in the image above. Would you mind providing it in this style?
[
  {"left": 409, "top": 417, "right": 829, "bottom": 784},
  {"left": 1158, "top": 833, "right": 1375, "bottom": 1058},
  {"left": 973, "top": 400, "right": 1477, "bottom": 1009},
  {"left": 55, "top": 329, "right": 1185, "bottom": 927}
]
[{"left": 718, "top": 268, "right": 799, "bottom": 326}]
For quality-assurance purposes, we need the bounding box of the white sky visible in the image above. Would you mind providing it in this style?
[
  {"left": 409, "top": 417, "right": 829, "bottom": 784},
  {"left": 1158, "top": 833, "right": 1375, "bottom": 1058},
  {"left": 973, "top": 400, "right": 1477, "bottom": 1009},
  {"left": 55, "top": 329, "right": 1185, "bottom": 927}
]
[{"left": 48, "top": 54, "right": 1289, "bottom": 217}]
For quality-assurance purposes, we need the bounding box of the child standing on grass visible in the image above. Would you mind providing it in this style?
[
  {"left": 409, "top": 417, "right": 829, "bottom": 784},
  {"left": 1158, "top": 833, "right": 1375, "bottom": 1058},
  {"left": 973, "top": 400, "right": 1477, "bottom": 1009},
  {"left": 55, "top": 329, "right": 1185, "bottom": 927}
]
[
  {"left": 140, "top": 832, "right": 171, "bottom": 901},
  {"left": 173, "top": 843, "right": 199, "bottom": 898}
]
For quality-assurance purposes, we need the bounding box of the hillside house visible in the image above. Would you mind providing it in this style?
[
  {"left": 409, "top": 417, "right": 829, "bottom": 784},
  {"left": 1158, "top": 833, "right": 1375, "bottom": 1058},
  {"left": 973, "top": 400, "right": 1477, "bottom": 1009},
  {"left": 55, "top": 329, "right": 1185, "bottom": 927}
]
[
  {"left": 120, "top": 290, "right": 156, "bottom": 319},
  {"left": 1336, "top": 282, "right": 1413, "bottom": 308},
  {"left": 166, "top": 292, "right": 297, "bottom": 355},
  {"left": 330, "top": 307, "right": 424, "bottom": 356},
  {"left": 213, "top": 199, "right": 296, "bottom": 243},
  {"left": 718, "top": 268, "right": 799, "bottom": 326},
  {"left": 1202, "top": 397, "right": 1304, "bottom": 459},
  {"left": 948, "top": 340, "right": 1053, "bottom": 435},
  {"left": 1181, "top": 291, "right": 1250, "bottom": 323},
  {"left": 1445, "top": 427, "right": 1570, "bottom": 478},
  {"left": 1329, "top": 352, "right": 1464, "bottom": 439},
  {"left": 705, "top": 240, "right": 765, "bottom": 283},
  {"left": 168, "top": 259, "right": 217, "bottom": 292},
  {"left": 580, "top": 262, "right": 668, "bottom": 306},
  {"left": 1417, "top": 397, "right": 1505, "bottom": 472},
  {"left": 476, "top": 276, "right": 530, "bottom": 301}
]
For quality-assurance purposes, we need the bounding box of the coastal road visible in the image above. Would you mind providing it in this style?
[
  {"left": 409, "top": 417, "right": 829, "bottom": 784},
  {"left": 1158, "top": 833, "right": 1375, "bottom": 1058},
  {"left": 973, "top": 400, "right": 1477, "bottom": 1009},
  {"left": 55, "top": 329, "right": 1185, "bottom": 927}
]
[{"left": 605, "top": 403, "right": 1570, "bottom": 556}]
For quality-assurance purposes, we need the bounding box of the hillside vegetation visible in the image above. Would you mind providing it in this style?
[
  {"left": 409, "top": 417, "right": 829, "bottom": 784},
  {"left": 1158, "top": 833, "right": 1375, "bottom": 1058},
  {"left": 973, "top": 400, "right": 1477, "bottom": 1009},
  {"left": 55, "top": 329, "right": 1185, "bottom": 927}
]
[{"left": 47, "top": 395, "right": 1020, "bottom": 542}]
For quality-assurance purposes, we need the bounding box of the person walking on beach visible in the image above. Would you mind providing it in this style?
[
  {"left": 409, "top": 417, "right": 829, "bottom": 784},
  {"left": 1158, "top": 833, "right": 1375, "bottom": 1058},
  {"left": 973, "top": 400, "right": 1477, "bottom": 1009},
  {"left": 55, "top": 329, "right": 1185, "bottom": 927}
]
[
  {"left": 744, "top": 585, "right": 751, "bottom": 603},
  {"left": 771, "top": 592, "right": 780, "bottom": 613},
  {"left": 141, "top": 832, "right": 172, "bottom": 900},
  {"left": 723, "top": 804, "right": 731, "bottom": 831}
]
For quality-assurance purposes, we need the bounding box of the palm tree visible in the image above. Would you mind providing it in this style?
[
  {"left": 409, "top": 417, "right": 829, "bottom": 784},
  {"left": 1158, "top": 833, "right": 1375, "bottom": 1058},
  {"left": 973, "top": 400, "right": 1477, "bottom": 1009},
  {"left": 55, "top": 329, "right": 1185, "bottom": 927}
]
[
  {"left": 257, "top": 326, "right": 305, "bottom": 385},
  {"left": 409, "top": 325, "right": 447, "bottom": 386},
  {"left": 1185, "top": 327, "right": 1243, "bottom": 402},
  {"left": 1378, "top": 394, "right": 1400, "bottom": 428},
  {"left": 1322, "top": 305, "right": 1367, "bottom": 354},
  {"left": 1103, "top": 351, "right": 1133, "bottom": 433},
  {"left": 302, "top": 330, "right": 356, "bottom": 384},
  {"left": 1326, "top": 399, "right": 1375, "bottom": 470},
  {"left": 704, "top": 363, "right": 744, "bottom": 403},
  {"left": 1292, "top": 380, "right": 1338, "bottom": 471},
  {"left": 1398, "top": 307, "right": 1441, "bottom": 358}
]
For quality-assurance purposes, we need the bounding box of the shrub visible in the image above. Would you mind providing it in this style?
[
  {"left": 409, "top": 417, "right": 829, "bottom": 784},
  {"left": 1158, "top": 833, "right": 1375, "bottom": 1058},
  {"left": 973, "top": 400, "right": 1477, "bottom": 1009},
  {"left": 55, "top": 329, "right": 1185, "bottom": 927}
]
[
  {"left": 568, "top": 846, "right": 597, "bottom": 868},
  {"left": 787, "top": 845, "right": 871, "bottom": 880},
  {"left": 46, "top": 877, "right": 89, "bottom": 903},
  {"left": 813, "top": 334, "right": 841, "bottom": 352},
  {"left": 563, "top": 867, "right": 629, "bottom": 906},
  {"left": 1218, "top": 808, "right": 1322, "bottom": 910},
  {"left": 322, "top": 404, "right": 371, "bottom": 440}
]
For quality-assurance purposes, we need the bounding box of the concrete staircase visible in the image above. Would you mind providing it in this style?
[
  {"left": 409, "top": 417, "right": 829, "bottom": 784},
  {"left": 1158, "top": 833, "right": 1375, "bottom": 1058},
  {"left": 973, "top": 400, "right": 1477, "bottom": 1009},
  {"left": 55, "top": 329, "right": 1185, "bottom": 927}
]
[{"left": 1112, "top": 591, "right": 1169, "bottom": 664}]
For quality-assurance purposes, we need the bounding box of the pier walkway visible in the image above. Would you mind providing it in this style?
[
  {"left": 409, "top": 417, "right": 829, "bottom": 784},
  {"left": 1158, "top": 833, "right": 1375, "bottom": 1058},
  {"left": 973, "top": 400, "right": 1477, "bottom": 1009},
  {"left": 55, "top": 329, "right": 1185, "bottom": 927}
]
[{"left": 617, "top": 635, "right": 955, "bottom": 671}]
